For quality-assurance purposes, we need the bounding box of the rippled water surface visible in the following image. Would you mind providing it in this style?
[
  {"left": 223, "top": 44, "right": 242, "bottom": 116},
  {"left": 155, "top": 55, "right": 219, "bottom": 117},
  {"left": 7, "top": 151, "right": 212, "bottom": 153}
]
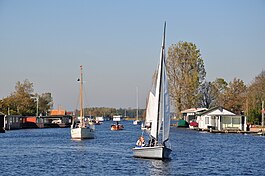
[{"left": 1, "top": 121, "right": 265, "bottom": 175}]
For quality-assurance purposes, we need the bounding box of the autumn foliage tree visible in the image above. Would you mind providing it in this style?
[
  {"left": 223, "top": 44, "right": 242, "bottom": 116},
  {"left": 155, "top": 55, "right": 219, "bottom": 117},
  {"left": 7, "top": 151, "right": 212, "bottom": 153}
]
[
  {"left": 166, "top": 41, "right": 206, "bottom": 115},
  {"left": 223, "top": 78, "right": 247, "bottom": 114},
  {"left": 201, "top": 78, "right": 246, "bottom": 114},
  {"left": 245, "top": 71, "right": 265, "bottom": 124}
]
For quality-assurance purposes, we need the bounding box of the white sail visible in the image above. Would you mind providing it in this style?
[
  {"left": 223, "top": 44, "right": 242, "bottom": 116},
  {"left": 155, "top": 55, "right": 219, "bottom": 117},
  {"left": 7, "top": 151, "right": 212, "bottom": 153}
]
[
  {"left": 150, "top": 48, "right": 162, "bottom": 139},
  {"left": 145, "top": 92, "right": 156, "bottom": 125},
  {"left": 162, "top": 57, "right": 170, "bottom": 145}
]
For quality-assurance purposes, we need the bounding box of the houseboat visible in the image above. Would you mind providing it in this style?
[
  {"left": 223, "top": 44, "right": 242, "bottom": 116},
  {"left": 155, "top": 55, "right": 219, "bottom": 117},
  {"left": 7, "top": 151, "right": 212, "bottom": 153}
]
[{"left": 196, "top": 106, "right": 247, "bottom": 132}]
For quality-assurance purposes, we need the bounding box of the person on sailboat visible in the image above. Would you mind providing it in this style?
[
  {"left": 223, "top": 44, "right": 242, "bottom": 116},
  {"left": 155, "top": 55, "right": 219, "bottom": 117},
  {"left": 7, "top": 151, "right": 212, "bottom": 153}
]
[
  {"left": 147, "top": 136, "right": 155, "bottom": 147},
  {"left": 136, "top": 136, "right": 145, "bottom": 147}
]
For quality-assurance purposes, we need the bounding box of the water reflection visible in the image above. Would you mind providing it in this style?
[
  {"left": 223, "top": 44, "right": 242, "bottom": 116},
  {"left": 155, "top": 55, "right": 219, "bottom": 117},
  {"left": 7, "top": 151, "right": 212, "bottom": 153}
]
[{"left": 148, "top": 159, "right": 172, "bottom": 175}]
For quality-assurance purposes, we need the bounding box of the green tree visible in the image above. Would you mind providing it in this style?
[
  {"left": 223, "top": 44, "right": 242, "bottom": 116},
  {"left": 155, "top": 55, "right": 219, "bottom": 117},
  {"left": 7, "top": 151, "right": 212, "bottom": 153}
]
[
  {"left": 11, "top": 79, "right": 35, "bottom": 115},
  {"left": 38, "top": 93, "right": 53, "bottom": 116},
  {"left": 0, "top": 79, "right": 53, "bottom": 116},
  {"left": 166, "top": 41, "right": 206, "bottom": 115}
]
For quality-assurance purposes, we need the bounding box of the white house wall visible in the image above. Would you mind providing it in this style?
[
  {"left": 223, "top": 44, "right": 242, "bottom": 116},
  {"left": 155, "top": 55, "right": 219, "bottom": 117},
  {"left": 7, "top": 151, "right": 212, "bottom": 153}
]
[{"left": 197, "top": 115, "right": 212, "bottom": 130}]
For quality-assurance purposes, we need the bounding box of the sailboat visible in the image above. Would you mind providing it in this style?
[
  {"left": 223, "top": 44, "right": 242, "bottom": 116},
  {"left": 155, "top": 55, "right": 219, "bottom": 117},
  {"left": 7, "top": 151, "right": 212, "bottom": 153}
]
[
  {"left": 71, "top": 65, "right": 95, "bottom": 139},
  {"left": 132, "top": 22, "right": 171, "bottom": 159},
  {"left": 133, "top": 87, "right": 140, "bottom": 125}
]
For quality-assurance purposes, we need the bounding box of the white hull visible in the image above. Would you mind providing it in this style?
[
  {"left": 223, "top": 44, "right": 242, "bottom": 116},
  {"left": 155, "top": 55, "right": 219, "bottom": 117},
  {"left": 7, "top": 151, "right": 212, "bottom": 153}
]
[
  {"left": 189, "top": 125, "right": 199, "bottom": 130},
  {"left": 71, "top": 127, "right": 95, "bottom": 139},
  {"left": 133, "top": 120, "right": 140, "bottom": 125},
  {"left": 132, "top": 146, "right": 172, "bottom": 159}
]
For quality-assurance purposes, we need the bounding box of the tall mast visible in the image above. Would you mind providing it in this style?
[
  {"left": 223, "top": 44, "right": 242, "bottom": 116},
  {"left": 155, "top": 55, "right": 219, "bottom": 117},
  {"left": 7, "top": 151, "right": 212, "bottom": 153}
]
[
  {"left": 136, "top": 86, "right": 139, "bottom": 121},
  {"left": 156, "top": 21, "right": 166, "bottom": 141},
  {"left": 80, "top": 65, "right": 84, "bottom": 125}
]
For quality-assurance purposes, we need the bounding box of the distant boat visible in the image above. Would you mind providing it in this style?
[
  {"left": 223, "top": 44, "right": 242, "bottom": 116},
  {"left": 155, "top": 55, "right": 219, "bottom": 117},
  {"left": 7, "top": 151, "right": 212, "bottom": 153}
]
[
  {"left": 133, "top": 87, "right": 141, "bottom": 125},
  {"left": 189, "top": 121, "right": 198, "bottom": 129},
  {"left": 132, "top": 22, "right": 172, "bottom": 159},
  {"left": 133, "top": 120, "right": 140, "bottom": 125},
  {"left": 111, "top": 115, "right": 124, "bottom": 130},
  {"left": 177, "top": 119, "right": 189, "bottom": 128},
  {"left": 71, "top": 65, "right": 95, "bottom": 139},
  {"left": 95, "top": 116, "right": 104, "bottom": 125}
]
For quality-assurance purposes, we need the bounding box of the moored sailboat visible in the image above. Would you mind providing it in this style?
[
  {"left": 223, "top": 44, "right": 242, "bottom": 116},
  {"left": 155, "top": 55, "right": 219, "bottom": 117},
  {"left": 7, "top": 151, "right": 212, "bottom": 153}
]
[
  {"left": 133, "top": 87, "right": 140, "bottom": 125},
  {"left": 132, "top": 22, "right": 172, "bottom": 159},
  {"left": 71, "top": 65, "right": 95, "bottom": 139}
]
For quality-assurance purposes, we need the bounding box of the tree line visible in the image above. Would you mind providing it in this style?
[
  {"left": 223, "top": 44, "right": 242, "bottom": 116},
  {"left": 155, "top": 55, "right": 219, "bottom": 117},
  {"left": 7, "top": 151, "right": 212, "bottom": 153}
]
[{"left": 1, "top": 41, "right": 264, "bottom": 124}]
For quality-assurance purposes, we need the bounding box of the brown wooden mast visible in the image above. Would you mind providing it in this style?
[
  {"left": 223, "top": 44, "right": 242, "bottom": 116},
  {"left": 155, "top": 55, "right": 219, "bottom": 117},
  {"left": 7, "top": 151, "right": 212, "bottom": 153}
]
[{"left": 80, "top": 65, "right": 84, "bottom": 127}]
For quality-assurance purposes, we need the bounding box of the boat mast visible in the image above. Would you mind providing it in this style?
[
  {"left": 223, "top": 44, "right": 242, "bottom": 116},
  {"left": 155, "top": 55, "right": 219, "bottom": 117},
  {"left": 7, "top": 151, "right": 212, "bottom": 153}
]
[
  {"left": 136, "top": 86, "right": 139, "bottom": 121},
  {"left": 80, "top": 65, "right": 84, "bottom": 127},
  {"left": 156, "top": 21, "right": 166, "bottom": 143}
]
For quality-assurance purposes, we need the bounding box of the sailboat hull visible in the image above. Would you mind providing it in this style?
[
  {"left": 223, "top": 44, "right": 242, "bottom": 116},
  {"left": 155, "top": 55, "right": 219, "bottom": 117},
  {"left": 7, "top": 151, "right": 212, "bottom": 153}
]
[
  {"left": 132, "top": 146, "right": 172, "bottom": 159},
  {"left": 71, "top": 127, "right": 95, "bottom": 139}
]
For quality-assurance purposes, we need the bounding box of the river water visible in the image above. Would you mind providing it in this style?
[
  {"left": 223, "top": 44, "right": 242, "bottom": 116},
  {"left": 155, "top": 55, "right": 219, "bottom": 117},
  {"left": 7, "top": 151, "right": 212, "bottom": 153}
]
[{"left": 0, "top": 120, "right": 265, "bottom": 176}]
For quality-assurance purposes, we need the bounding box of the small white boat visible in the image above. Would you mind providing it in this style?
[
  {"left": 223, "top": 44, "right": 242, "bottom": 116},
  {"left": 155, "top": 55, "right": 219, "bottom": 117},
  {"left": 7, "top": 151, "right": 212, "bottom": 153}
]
[
  {"left": 132, "top": 22, "right": 172, "bottom": 159},
  {"left": 133, "top": 120, "right": 140, "bottom": 125},
  {"left": 133, "top": 87, "right": 141, "bottom": 125},
  {"left": 95, "top": 116, "right": 104, "bottom": 125},
  {"left": 71, "top": 65, "right": 95, "bottom": 139}
]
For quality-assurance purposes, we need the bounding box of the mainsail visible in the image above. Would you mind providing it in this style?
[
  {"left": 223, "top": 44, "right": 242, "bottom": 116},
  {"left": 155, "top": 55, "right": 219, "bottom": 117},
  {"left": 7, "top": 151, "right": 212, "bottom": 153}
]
[
  {"left": 162, "top": 55, "right": 170, "bottom": 145},
  {"left": 149, "top": 22, "right": 170, "bottom": 142}
]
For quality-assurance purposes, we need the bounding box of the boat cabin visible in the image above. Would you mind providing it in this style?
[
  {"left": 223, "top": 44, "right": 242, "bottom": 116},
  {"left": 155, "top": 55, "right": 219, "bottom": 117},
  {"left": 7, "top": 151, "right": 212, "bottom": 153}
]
[{"left": 196, "top": 107, "right": 247, "bottom": 131}]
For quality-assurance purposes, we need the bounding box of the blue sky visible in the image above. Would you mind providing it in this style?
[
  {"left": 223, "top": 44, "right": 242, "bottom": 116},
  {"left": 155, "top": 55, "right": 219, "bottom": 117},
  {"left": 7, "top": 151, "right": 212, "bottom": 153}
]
[{"left": 0, "top": 0, "right": 264, "bottom": 110}]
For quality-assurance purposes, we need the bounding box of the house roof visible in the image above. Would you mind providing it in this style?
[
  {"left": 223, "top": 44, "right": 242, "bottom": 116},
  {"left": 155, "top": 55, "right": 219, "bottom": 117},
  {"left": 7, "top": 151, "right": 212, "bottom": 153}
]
[
  {"left": 197, "top": 106, "right": 236, "bottom": 116},
  {"left": 181, "top": 108, "right": 207, "bottom": 114}
]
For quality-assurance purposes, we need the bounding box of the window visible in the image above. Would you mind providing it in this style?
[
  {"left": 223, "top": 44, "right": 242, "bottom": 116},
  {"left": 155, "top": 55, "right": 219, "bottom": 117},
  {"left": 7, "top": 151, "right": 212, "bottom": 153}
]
[
  {"left": 205, "top": 117, "right": 209, "bottom": 124},
  {"left": 232, "top": 117, "right": 240, "bottom": 124}
]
